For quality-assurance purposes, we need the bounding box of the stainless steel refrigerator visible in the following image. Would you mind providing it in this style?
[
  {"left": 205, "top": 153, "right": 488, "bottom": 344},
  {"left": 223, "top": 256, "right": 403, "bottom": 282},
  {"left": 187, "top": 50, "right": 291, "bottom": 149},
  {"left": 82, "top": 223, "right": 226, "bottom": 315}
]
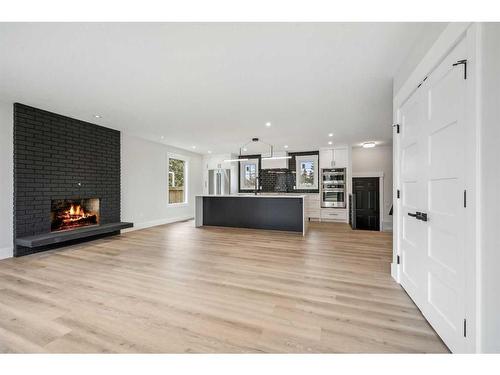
[{"left": 208, "top": 169, "right": 231, "bottom": 195}]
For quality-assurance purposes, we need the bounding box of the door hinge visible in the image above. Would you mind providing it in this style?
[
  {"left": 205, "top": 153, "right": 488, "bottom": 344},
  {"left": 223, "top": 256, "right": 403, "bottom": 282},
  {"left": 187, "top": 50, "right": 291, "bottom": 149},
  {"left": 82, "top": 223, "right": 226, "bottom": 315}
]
[
  {"left": 464, "top": 190, "right": 467, "bottom": 208},
  {"left": 397, "top": 255, "right": 401, "bottom": 265},
  {"left": 464, "top": 318, "right": 467, "bottom": 337},
  {"left": 397, "top": 189, "right": 400, "bottom": 199},
  {"left": 393, "top": 124, "right": 400, "bottom": 134},
  {"left": 417, "top": 76, "right": 428, "bottom": 89},
  {"left": 453, "top": 59, "right": 468, "bottom": 80}
]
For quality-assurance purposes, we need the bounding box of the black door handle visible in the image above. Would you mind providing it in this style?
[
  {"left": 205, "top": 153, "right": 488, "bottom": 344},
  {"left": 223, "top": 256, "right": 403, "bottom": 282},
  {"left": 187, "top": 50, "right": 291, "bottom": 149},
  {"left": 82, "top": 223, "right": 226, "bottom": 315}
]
[
  {"left": 417, "top": 212, "right": 428, "bottom": 222},
  {"left": 408, "top": 212, "right": 429, "bottom": 221}
]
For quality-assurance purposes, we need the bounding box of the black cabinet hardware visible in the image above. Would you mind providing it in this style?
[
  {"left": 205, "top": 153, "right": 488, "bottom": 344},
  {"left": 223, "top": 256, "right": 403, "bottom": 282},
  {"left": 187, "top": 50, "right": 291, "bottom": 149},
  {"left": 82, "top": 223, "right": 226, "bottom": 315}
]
[{"left": 408, "top": 212, "right": 417, "bottom": 218}]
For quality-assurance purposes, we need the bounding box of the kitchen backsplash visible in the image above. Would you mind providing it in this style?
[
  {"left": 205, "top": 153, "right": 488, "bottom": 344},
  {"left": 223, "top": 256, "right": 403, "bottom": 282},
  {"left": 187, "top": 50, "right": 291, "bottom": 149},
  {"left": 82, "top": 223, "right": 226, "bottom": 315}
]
[
  {"left": 259, "top": 150, "right": 320, "bottom": 194},
  {"left": 260, "top": 169, "right": 295, "bottom": 192}
]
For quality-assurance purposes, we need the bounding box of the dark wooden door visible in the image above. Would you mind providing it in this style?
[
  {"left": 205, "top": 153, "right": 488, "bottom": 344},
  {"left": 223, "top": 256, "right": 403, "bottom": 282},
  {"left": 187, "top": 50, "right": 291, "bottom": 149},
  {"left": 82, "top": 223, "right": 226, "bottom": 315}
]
[{"left": 353, "top": 177, "right": 380, "bottom": 231}]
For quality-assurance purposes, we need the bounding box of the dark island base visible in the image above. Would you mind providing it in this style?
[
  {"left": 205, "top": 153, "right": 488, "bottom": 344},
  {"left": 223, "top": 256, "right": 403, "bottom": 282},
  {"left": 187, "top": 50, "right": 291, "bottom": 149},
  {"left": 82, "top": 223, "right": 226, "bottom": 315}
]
[{"left": 201, "top": 197, "right": 303, "bottom": 233}]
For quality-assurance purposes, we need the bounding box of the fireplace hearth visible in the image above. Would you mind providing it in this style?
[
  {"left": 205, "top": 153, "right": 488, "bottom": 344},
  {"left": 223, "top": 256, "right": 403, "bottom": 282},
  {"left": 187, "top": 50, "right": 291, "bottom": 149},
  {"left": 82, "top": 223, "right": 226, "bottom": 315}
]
[{"left": 51, "top": 198, "right": 100, "bottom": 232}]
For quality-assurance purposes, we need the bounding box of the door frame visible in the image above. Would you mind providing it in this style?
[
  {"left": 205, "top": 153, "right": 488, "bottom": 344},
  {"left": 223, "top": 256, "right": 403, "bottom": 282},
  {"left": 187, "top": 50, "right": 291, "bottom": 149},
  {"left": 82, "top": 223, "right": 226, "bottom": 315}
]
[
  {"left": 392, "top": 23, "right": 479, "bottom": 352},
  {"left": 352, "top": 172, "right": 384, "bottom": 231}
]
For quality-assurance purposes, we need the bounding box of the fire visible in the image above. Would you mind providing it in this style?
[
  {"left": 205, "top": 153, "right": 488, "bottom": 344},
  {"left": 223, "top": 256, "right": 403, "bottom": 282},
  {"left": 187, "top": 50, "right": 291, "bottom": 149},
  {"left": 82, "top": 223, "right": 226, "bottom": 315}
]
[
  {"left": 66, "top": 204, "right": 87, "bottom": 220},
  {"left": 52, "top": 199, "right": 99, "bottom": 232}
]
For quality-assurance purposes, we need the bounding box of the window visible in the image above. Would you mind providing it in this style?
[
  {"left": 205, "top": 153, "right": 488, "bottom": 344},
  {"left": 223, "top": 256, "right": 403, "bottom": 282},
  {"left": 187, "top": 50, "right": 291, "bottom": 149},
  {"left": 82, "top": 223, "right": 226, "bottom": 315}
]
[
  {"left": 295, "top": 154, "right": 319, "bottom": 190},
  {"left": 244, "top": 164, "right": 257, "bottom": 187},
  {"left": 240, "top": 158, "right": 259, "bottom": 190},
  {"left": 168, "top": 156, "right": 187, "bottom": 204}
]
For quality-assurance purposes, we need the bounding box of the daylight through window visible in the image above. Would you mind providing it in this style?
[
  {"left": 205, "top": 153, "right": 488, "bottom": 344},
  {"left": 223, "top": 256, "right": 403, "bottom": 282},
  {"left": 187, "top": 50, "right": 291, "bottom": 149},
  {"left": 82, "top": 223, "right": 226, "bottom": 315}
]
[{"left": 168, "top": 158, "right": 186, "bottom": 204}]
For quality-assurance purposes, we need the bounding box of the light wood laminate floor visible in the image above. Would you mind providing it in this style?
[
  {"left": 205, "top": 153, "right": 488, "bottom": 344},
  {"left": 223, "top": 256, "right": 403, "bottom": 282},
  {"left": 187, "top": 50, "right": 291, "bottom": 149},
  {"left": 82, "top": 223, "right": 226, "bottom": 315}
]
[{"left": 0, "top": 221, "right": 449, "bottom": 353}]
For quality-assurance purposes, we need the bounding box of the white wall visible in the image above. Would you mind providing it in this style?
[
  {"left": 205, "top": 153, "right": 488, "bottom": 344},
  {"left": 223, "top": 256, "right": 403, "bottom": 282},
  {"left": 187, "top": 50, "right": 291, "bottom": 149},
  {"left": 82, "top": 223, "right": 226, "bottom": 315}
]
[
  {"left": 121, "top": 133, "right": 202, "bottom": 231},
  {"left": 393, "top": 23, "right": 448, "bottom": 95},
  {"left": 479, "top": 22, "right": 500, "bottom": 354},
  {"left": 0, "top": 101, "right": 13, "bottom": 259},
  {"left": 352, "top": 145, "right": 393, "bottom": 231}
]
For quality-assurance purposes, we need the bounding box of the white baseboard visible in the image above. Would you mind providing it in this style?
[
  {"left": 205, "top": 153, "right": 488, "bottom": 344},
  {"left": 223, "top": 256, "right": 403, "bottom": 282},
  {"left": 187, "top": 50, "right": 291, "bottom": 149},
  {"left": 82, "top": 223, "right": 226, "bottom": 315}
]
[
  {"left": 391, "top": 262, "right": 399, "bottom": 282},
  {"left": 122, "top": 215, "right": 194, "bottom": 233},
  {"left": 382, "top": 220, "right": 393, "bottom": 232},
  {"left": 0, "top": 246, "right": 13, "bottom": 260}
]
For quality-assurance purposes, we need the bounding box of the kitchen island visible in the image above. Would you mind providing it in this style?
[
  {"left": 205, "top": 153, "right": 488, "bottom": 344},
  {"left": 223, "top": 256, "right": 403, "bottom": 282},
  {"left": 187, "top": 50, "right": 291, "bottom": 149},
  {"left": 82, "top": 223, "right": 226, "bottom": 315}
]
[{"left": 195, "top": 195, "right": 307, "bottom": 236}]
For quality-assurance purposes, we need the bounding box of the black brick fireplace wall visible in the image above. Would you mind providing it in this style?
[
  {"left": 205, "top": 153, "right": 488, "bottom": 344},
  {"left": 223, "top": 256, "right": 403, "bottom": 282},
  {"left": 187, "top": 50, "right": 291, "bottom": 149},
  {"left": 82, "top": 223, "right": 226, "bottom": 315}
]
[{"left": 13, "top": 103, "right": 121, "bottom": 257}]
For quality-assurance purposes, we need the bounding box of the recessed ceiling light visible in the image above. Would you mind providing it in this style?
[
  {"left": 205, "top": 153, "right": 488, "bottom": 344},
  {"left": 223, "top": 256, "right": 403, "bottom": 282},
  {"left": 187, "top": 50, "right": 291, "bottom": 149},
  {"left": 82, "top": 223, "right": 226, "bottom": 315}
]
[
  {"left": 328, "top": 133, "right": 333, "bottom": 137},
  {"left": 160, "top": 136, "right": 165, "bottom": 140},
  {"left": 191, "top": 146, "right": 196, "bottom": 149},
  {"left": 328, "top": 141, "right": 333, "bottom": 145},
  {"left": 94, "top": 114, "right": 101, "bottom": 119},
  {"left": 363, "top": 142, "right": 376, "bottom": 148},
  {"left": 265, "top": 122, "right": 271, "bottom": 127},
  {"left": 284, "top": 145, "right": 289, "bottom": 149},
  {"left": 208, "top": 150, "right": 212, "bottom": 154}
]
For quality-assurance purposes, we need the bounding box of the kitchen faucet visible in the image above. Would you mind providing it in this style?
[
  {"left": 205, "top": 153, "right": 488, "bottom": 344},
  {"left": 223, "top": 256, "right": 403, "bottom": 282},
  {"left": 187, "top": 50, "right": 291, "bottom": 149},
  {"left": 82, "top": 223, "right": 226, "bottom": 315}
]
[{"left": 254, "top": 176, "right": 260, "bottom": 195}]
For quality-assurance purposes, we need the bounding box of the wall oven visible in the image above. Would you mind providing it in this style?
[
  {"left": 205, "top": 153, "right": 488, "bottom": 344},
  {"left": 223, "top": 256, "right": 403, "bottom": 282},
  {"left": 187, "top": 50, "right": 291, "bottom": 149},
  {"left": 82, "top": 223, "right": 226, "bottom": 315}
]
[{"left": 321, "top": 168, "right": 346, "bottom": 208}]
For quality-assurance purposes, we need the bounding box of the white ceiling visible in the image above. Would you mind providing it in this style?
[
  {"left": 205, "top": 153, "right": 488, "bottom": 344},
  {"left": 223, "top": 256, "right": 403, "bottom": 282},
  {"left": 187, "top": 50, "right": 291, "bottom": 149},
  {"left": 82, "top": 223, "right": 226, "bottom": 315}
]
[{"left": 0, "top": 23, "right": 443, "bottom": 154}]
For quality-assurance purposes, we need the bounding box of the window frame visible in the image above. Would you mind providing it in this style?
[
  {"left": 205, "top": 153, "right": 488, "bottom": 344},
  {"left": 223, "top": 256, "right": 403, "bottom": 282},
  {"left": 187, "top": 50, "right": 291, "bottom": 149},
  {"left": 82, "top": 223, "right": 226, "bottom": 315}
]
[
  {"left": 295, "top": 154, "right": 319, "bottom": 190},
  {"left": 167, "top": 153, "right": 189, "bottom": 206},
  {"left": 238, "top": 155, "right": 261, "bottom": 192}
]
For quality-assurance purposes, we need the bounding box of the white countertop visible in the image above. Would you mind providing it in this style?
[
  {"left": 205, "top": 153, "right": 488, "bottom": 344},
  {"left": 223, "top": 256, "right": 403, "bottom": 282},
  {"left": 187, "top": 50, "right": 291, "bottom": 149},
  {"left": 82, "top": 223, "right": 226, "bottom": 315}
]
[{"left": 196, "top": 194, "right": 305, "bottom": 199}]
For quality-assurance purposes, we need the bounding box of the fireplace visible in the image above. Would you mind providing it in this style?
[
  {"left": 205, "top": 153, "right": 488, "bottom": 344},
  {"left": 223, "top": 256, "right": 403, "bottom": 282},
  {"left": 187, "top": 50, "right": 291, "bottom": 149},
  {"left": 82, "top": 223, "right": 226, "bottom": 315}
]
[{"left": 51, "top": 198, "right": 100, "bottom": 232}]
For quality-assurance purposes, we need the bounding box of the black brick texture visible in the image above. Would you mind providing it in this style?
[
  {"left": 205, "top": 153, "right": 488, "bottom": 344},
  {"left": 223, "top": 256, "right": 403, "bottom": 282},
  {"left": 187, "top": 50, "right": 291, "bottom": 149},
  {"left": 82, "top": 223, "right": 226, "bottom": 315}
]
[
  {"left": 13, "top": 103, "right": 121, "bottom": 257},
  {"left": 260, "top": 168, "right": 294, "bottom": 192}
]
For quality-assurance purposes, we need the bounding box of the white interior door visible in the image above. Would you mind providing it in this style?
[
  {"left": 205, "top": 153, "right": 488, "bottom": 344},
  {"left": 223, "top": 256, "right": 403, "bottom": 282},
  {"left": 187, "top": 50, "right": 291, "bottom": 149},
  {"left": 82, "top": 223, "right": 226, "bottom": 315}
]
[
  {"left": 397, "top": 37, "right": 467, "bottom": 352},
  {"left": 420, "top": 38, "right": 467, "bottom": 353},
  {"left": 398, "top": 86, "right": 427, "bottom": 308}
]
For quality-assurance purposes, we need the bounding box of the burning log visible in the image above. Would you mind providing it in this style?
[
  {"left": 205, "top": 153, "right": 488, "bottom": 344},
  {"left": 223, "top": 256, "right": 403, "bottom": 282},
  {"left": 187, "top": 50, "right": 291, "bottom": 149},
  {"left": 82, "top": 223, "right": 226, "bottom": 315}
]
[{"left": 52, "top": 202, "right": 99, "bottom": 231}]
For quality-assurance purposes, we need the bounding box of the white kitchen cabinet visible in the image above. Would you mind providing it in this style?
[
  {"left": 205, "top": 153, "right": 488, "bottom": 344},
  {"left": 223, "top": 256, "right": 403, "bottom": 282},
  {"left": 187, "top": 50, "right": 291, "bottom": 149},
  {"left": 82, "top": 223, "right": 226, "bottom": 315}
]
[
  {"left": 320, "top": 208, "right": 347, "bottom": 222},
  {"left": 206, "top": 154, "right": 234, "bottom": 170},
  {"left": 206, "top": 157, "right": 218, "bottom": 170},
  {"left": 319, "top": 149, "right": 333, "bottom": 169},
  {"left": 319, "top": 148, "right": 348, "bottom": 169},
  {"left": 333, "top": 148, "right": 348, "bottom": 168}
]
